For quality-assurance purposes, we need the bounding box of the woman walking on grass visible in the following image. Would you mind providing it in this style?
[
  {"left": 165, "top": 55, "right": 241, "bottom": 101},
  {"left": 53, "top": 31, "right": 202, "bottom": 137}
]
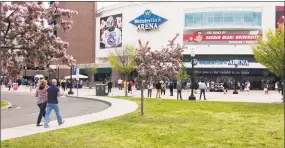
[{"left": 35, "top": 80, "right": 48, "bottom": 126}]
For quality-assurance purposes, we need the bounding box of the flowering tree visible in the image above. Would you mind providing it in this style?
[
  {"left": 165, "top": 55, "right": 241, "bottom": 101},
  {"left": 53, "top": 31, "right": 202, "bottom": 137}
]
[
  {"left": 135, "top": 34, "right": 184, "bottom": 116},
  {"left": 0, "top": 2, "right": 77, "bottom": 79}
]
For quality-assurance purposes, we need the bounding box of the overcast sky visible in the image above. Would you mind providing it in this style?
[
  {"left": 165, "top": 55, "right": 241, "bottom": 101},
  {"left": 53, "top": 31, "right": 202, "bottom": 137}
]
[{"left": 97, "top": 2, "right": 119, "bottom": 9}]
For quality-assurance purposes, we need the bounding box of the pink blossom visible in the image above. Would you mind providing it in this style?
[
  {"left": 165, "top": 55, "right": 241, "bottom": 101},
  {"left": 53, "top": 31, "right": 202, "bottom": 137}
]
[{"left": 0, "top": 2, "right": 78, "bottom": 78}]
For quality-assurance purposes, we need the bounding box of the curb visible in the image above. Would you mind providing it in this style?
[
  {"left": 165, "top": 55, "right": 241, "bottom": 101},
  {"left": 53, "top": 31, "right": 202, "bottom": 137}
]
[
  {"left": 1, "top": 101, "right": 12, "bottom": 109},
  {"left": 66, "top": 95, "right": 112, "bottom": 106},
  {"left": 1, "top": 96, "right": 138, "bottom": 141}
]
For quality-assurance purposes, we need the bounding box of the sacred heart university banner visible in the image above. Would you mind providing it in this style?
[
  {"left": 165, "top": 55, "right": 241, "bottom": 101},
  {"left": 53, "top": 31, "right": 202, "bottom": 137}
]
[{"left": 183, "top": 30, "right": 262, "bottom": 45}]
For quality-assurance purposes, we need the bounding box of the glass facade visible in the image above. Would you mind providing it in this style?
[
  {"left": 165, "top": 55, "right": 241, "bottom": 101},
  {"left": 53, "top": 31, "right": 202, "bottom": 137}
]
[{"left": 185, "top": 11, "right": 262, "bottom": 27}]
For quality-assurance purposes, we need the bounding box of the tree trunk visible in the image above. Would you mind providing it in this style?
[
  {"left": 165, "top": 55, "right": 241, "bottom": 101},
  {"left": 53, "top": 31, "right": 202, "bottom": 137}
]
[
  {"left": 141, "top": 82, "right": 144, "bottom": 116},
  {"left": 124, "top": 74, "right": 128, "bottom": 97}
]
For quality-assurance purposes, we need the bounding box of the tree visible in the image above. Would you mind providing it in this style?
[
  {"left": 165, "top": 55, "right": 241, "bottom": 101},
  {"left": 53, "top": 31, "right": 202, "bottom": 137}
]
[
  {"left": 0, "top": 2, "right": 77, "bottom": 79},
  {"left": 108, "top": 45, "right": 136, "bottom": 96},
  {"left": 251, "top": 28, "right": 285, "bottom": 101},
  {"left": 135, "top": 34, "right": 184, "bottom": 116},
  {"left": 179, "top": 63, "right": 189, "bottom": 81}
]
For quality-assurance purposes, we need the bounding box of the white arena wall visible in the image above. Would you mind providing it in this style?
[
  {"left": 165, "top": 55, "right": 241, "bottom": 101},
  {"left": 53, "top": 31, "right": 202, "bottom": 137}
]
[{"left": 95, "top": 2, "right": 283, "bottom": 71}]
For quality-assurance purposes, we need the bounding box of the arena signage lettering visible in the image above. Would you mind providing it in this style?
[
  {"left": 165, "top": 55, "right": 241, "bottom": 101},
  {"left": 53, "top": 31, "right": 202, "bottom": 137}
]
[
  {"left": 130, "top": 9, "right": 167, "bottom": 30},
  {"left": 196, "top": 60, "right": 249, "bottom": 66}
]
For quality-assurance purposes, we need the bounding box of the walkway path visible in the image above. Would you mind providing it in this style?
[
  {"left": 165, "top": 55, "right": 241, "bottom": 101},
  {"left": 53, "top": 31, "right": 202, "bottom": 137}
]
[
  {"left": 1, "top": 93, "right": 110, "bottom": 129},
  {"left": 1, "top": 93, "right": 138, "bottom": 141}
]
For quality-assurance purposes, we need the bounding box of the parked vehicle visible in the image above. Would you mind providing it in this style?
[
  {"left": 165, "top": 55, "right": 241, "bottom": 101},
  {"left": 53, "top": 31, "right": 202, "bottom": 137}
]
[{"left": 210, "top": 83, "right": 224, "bottom": 92}]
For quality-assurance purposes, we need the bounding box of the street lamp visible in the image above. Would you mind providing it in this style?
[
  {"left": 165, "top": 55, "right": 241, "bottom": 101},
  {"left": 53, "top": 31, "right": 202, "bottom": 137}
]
[
  {"left": 24, "top": 66, "right": 27, "bottom": 78},
  {"left": 189, "top": 48, "right": 196, "bottom": 100},
  {"left": 68, "top": 65, "right": 74, "bottom": 95},
  {"left": 233, "top": 59, "right": 239, "bottom": 94}
]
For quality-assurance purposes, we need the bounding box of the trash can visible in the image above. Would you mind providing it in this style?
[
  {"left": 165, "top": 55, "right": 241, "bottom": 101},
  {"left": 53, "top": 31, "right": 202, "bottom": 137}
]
[
  {"left": 13, "top": 83, "right": 18, "bottom": 91},
  {"left": 96, "top": 84, "right": 108, "bottom": 96}
]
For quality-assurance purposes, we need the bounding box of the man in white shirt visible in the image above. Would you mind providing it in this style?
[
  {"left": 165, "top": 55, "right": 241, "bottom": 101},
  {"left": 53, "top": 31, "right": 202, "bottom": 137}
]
[
  {"left": 117, "top": 79, "right": 122, "bottom": 90},
  {"left": 199, "top": 80, "right": 207, "bottom": 100}
]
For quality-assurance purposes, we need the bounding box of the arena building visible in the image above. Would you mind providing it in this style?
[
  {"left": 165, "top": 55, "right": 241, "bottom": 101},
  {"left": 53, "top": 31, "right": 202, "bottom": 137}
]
[{"left": 96, "top": 2, "right": 284, "bottom": 85}]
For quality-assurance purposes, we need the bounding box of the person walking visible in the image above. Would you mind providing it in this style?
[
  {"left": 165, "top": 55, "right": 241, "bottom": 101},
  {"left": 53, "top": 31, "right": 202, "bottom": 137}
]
[
  {"left": 107, "top": 80, "right": 113, "bottom": 93},
  {"left": 7, "top": 80, "right": 12, "bottom": 91},
  {"left": 176, "top": 80, "right": 182, "bottom": 100},
  {"left": 44, "top": 79, "right": 64, "bottom": 128},
  {"left": 35, "top": 80, "right": 48, "bottom": 126},
  {"left": 275, "top": 81, "right": 278, "bottom": 92},
  {"left": 161, "top": 82, "right": 166, "bottom": 95},
  {"left": 118, "top": 79, "right": 122, "bottom": 90},
  {"left": 223, "top": 81, "right": 228, "bottom": 94},
  {"left": 199, "top": 80, "right": 207, "bottom": 100},
  {"left": 278, "top": 81, "right": 282, "bottom": 94},
  {"left": 128, "top": 81, "right": 132, "bottom": 94},
  {"left": 147, "top": 82, "right": 153, "bottom": 97},
  {"left": 61, "top": 79, "right": 66, "bottom": 91},
  {"left": 169, "top": 81, "right": 174, "bottom": 96},
  {"left": 155, "top": 81, "right": 162, "bottom": 98},
  {"left": 263, "top": 83, "right": 269, "bottom": 95}
]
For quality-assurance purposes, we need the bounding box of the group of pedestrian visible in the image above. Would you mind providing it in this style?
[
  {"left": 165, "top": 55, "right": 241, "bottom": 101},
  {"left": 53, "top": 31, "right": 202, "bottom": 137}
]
[
  {"left": 116, "top": 78, "right": 136, "bottom": 94},
  {"left": 35, "top": 79, "right": 65, "bottom": 128}
]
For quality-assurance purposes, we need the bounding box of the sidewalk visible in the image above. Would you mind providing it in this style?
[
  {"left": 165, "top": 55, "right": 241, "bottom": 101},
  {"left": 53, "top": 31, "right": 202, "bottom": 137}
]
[
  {"left": 2, "top": 86, "right": 283, "bottom": 103},
  {"left": 1, "top": 94, "right": 138, "bottom": 141}
]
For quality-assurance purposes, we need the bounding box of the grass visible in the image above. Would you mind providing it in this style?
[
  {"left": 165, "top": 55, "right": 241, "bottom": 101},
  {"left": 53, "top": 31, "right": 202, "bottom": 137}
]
[
  {"left": 1, "top": 100, "right": 9, "bottom": 107},
  {"left": 1, "top": 96, "right": 284, "bottom": 148}
]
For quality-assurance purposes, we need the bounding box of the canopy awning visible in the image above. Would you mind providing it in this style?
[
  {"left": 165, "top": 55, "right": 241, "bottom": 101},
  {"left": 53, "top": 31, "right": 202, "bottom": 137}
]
[{"left": 97, "top": 68, "right": 112, "bottom": 73}]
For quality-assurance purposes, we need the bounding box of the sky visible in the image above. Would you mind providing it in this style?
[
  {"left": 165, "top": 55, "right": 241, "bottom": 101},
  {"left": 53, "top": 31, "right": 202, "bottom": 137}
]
[{"left": 97, "top": 2, "right": 119, "bottom": 10}]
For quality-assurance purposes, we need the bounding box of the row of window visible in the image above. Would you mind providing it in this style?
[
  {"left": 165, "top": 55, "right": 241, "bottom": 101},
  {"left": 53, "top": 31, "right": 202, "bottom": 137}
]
[
  {"left": 183, "top": 55, "right": 257, "bottom": 63},
  {"left": 185, "top": 11, "right": 262, "bottom": 27}
]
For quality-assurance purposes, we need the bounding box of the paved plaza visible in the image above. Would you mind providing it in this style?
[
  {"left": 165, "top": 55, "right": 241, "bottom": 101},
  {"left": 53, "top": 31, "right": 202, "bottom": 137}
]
[{"left": 2, "top": 85, "right": 283, "bottom": 103}]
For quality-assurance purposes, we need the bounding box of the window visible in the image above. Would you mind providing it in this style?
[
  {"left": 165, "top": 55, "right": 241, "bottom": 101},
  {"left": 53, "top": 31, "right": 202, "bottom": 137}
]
[
  {"left": 223, "top": 12, "right": 234, "bottom": 25},
  {"left": 184, "top": 10, "right": 261, "bottom": 27},
  {"left": 94, "top": 73, "right": 111, "bottom": 81},
  {"left": 185, "top": 14, "right": 194, "bottom": 27},
  {"left": 252, "top": 12, "right": 261, "bottom": 26},
  {"left": 243, "top": 12, "right": 253, "bottom": 26},
  {"left": 234, "top": 12, "right": 243, "bottom": 25},
  {"left": 193, "top": 13, "right": 203, "bottom": 26},
  {"left": 214, "top": 12, "right": 223, "bottom": 25},
  {"left": 203, "top": 12, "right": 214, "bottom": 26}
]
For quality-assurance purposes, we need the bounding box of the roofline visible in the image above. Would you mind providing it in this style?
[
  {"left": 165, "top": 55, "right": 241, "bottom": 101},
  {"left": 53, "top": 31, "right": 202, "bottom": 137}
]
[{"left": 97, "top": 2, "right": 151, "bottom": 16}]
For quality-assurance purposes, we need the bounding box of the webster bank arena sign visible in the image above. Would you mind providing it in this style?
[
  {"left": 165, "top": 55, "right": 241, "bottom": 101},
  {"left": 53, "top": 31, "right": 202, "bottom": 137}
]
[{"left": 130, "top": 9, "right": 167, "bottom": 30}]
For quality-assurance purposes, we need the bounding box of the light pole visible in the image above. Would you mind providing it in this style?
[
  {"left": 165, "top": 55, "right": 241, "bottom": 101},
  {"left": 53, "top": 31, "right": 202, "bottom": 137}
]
[
  {"left": 68, "top": 65, "right": 74, "bottom": 95},
  {"left": 24, "top": 66, "right": 27, "bottom": 78},
  {"left": 57, "top": 64, "right": 59, "bottom": 79},
  {"left": 233, "top": 59, "right": 239, "bottom": 94},
  {"left": 189, "top": 48, "right": 196, "bottom": 100}
]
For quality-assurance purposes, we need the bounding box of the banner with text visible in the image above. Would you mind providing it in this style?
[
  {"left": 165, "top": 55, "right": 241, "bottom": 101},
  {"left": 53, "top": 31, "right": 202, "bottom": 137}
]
[
  {"left": 183, "top": 30, "right": 262, "bottom": 45},
  {"left": 275, "top": 6, "right": 284, "bottom": 32}
]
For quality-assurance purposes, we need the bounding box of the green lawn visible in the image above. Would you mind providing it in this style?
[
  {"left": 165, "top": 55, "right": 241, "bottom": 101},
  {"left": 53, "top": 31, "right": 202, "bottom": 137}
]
[
  {"left": 1, "top": 100, "right": 8, "bottom": 107},
  {"left": 1, "top": 97, "right": 284, "bottom": 148}
]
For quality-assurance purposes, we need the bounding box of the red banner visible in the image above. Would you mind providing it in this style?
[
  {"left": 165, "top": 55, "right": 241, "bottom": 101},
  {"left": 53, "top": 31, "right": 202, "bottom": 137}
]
[{"left": 183, "top": 30, "right": 262, "bottom": 45}]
